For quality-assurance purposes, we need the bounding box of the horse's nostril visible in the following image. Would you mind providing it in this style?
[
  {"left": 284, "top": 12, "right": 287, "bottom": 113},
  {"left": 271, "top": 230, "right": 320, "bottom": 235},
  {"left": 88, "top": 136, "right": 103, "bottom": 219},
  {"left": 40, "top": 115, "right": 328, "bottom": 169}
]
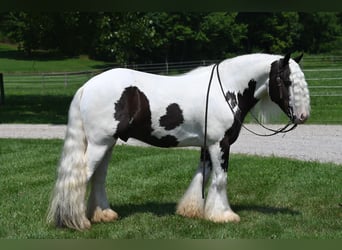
[{"left": 300, "top": 113, "right": 308, "bottom": 122}]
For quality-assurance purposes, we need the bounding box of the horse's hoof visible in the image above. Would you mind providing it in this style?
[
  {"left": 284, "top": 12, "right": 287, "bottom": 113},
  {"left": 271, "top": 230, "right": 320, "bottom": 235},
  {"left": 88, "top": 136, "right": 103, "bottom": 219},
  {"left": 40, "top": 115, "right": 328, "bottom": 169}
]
[
  {"left": 176, "top": 196, "right": 205, "bottom": 218},
  {"left": 222, "top": 211, "right": 240, "bottom": 223},
  {"left": 82, "top": 219, "right": 92, "bottom": 229},
  {"left": 176, "top": 204, "right": 204, "bottom": 219},
  {"left": 91, "top": 207, "right": 118, "bottom": 223},
  {"left": 205, "top": 210, "right": 240, "bottom": 223}
]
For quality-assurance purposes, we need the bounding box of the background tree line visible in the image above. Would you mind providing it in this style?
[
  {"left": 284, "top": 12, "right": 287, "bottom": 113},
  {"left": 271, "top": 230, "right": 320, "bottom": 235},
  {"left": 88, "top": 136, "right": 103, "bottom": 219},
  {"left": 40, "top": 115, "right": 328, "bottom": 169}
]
[{"left": 1, "top": 12, "right": 342, "bottom": 64}]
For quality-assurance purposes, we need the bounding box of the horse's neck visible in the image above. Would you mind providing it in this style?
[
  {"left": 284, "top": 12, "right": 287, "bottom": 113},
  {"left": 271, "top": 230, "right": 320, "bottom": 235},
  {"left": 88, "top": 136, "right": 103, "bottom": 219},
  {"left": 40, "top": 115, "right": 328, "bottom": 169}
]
[
  {"left": 216, "top": 54, "right": 282, "bottom": 124},
  {"left": 220, "top": 54, "right": 280, "bottom": 96}
]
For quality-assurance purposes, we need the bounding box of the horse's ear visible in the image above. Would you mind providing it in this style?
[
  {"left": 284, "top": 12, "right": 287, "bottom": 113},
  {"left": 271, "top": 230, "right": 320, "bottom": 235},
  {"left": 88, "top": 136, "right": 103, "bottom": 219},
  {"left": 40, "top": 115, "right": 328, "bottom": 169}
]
[
  {"left": 283, "top": 52, "right": 291, "bottom": 66},
  {"left": 294, "top": 53, "right": 304, "bottom": 63}
]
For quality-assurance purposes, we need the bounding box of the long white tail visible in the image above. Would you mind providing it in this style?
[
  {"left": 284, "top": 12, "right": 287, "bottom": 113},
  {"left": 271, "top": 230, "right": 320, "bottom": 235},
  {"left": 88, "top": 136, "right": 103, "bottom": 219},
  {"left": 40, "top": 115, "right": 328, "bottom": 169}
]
[{"left": 47, "top": 86, "right": 91, "bottom": 230}]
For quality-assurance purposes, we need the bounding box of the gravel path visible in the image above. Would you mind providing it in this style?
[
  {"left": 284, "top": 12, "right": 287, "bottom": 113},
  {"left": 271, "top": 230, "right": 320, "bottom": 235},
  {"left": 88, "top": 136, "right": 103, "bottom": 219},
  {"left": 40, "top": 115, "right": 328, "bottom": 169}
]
[{"left": 0, "top": 124, "right": 341, "bottom": 164}]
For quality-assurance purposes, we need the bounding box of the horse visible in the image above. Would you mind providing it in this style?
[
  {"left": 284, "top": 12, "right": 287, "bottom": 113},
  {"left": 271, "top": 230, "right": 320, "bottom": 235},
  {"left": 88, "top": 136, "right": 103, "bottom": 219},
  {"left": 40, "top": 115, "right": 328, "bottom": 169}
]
[{"left": 47, "top": 53, "right": 310, "bottom": 230}]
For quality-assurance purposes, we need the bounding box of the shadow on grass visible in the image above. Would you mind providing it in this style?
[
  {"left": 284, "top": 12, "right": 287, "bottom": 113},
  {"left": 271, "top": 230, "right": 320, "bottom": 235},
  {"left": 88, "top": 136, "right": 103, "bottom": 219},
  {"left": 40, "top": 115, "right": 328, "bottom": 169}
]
[
  {"left": 110, "top": 202, "right": 300, "bottom": 219},
  {"left": 0, "top": 47, "right": 72, "bottom": 61},
  {"left": 234, "top": 204, "right": 301, "bottom": 216},
  {"left": 112, "top": 202, "right": 177, "bottom": 218},
  {"left": 0, "top": 46, "right": 116, "bottom": 70},
  {"left": 0, "top": 95, "right": 72, "bottom": 124},
  {"left": 90, "top": 63, "right": 117, "bottom": 70}
]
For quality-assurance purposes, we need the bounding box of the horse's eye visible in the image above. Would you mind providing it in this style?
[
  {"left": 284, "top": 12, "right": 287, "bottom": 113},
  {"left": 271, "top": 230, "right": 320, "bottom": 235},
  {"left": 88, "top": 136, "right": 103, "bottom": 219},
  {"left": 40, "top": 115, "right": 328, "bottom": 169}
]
[{"left": 284, "top": 80, "right": 292, "bottom": 86}]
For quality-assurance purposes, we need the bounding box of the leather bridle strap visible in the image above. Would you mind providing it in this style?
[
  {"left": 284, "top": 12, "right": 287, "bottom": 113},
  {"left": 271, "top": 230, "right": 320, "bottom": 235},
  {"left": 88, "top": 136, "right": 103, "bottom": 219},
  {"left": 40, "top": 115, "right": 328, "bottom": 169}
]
[
  {"left": 201, "top": 62, "right": 298, "bottom": 199},
  {"left": 215, "top": 63, "right": 298, "bottom": 137}
]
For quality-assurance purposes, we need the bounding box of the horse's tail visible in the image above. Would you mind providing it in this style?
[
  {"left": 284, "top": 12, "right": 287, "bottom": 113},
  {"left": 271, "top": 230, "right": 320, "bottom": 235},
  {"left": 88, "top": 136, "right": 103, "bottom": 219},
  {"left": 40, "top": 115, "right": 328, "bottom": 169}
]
[{"left": 47, "top": 86, "right": 91, "bottom": 230}]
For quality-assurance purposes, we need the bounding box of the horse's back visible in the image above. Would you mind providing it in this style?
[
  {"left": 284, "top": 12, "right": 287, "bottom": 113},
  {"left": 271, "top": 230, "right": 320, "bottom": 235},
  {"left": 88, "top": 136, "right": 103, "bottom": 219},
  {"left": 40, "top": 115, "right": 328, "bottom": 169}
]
[
  {"left": 77, "top": 68, "right": 206, "bottom": 146},
  {"left": 81, "top": 67, "right": 207, "bottom": 109}
]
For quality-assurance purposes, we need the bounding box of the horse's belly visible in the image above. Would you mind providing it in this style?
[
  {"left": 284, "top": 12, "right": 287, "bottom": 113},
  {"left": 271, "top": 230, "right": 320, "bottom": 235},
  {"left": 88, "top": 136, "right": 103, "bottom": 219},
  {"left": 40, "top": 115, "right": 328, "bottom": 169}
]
[
  {"left": 126, "top": 121, "right": 201, "bottom": 148},
  {"left": 151, "top": 126, "right": 202, "bottom": 147}
]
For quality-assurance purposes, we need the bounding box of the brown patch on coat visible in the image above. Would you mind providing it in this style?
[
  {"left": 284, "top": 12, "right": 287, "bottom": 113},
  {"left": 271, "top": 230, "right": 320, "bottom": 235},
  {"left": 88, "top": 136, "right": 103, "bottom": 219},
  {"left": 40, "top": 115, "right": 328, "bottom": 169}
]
[
  {"left": 159, "top": 103, "right": 184, "bottom": 130},
  {"left": 219, "top": 79, "right": 258, "bottom": 171},
  {"left": 114, "top": 86, "right": 179, "bottom": 147}
]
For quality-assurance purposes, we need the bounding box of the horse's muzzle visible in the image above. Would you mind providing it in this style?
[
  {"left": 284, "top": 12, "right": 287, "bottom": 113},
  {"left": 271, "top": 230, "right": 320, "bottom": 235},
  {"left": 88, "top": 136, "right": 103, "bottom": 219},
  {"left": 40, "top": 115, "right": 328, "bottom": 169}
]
[{"left": 293, "top": 112, "right": 309, "bottom": 124}]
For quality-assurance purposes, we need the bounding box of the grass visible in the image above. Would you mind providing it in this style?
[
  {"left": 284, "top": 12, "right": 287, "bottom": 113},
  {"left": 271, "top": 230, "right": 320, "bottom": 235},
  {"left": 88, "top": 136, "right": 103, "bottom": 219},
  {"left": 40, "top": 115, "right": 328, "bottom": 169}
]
[
  {"left": 0, "top": 139, "right": 341, "bottom": 239},
  {"left": 0, "top": 43, "right": 112, "bottom": 73},
  {"left": 0, "top": 44, "right": 94, "bottom": 123}
]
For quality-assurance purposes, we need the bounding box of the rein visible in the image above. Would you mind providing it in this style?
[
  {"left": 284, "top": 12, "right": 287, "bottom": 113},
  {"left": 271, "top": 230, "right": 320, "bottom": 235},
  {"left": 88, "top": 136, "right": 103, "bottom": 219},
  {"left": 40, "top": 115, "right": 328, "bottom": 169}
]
[
  {"left": 201, "top": 64, "right": 216, "bottom": 199},
  {"left": 215, "top": 63, "right": 298, "bottom": 137},
  {"left": 201, "top": 63, "right": 297, "bottom": 199}
]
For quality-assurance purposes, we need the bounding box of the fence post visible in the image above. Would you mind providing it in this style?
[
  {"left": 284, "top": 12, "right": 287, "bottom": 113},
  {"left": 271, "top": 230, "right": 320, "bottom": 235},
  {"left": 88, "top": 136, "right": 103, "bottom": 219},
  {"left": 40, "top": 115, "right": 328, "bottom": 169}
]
[
  {"left": 165, "top": 59, "right": 169, "bottom": 75},
  {"left": 0, "top": 73, "right": 4, "bottom": 105},
  {"left": 64, "top": 73, "right": 68, "bottom": 87}
]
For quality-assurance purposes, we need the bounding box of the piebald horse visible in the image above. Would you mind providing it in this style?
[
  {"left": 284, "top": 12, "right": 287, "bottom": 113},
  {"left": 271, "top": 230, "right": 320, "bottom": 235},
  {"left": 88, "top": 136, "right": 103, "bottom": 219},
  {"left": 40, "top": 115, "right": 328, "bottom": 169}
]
[{"left": 47, "top": 53, "right": 310, "bottom": 230}]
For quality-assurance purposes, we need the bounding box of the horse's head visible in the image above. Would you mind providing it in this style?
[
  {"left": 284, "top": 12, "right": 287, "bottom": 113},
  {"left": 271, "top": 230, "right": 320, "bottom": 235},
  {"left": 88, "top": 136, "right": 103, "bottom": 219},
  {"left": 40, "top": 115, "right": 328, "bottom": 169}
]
[{"left": 268, "top": 53, "right": 310, "bottom": 124}]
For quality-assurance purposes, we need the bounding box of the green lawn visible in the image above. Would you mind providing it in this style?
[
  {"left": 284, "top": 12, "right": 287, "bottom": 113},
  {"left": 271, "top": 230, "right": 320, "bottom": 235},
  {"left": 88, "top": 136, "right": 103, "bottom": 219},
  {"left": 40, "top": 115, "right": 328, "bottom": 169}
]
[
  {"left": 0, "top": 43, "right": 111, "bottom": 73},
  {"left": 0, "top": 139, "right": 341, "bottom": 239}
]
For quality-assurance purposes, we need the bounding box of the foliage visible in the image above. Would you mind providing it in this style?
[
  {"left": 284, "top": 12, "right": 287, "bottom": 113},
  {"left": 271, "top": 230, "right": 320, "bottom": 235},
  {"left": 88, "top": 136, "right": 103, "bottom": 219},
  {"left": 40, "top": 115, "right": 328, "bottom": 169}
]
[
  {"left": 297, "top": 13, "right": 342, "bottom": 53},
  {"left": 1, "top": 12, "right": 342, "bottom": 63},
  {"left": 1, "top": 12, "right": 98, "bottom": 56},
  {"left": 237, "top": 12, "right": 302, "bottom": 53},
  {"left": 0, "top": 140, "right": 341, "bottom": 239},
  {"left": 198, "top": 12, "right": 247, "bottom": 59},
  {"left": 146, "top": 12, "right": 206, "bottom": 61},
  {"left": 91, "top": 12, "right": 159, "bottom": 64}
]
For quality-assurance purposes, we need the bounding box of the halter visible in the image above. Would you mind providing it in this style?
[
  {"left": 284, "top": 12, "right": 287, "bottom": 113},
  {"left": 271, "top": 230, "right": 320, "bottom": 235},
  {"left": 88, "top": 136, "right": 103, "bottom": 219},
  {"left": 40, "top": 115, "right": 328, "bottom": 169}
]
[
  {"left": 270, "top": 59, "right": 296, "bottom": 122},
  {"left": 201, "top": 63, "right": 297, "bottom": 199}
]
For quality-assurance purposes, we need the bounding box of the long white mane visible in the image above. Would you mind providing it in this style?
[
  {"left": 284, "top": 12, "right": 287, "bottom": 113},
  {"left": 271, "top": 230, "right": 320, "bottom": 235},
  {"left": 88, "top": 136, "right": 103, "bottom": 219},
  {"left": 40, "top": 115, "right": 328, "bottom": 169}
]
[
  {"left": 253, "top": 58, "right": 310, "bottom": 124},
  {"left": 252, "top": 95, "right": 282, "bottom": 123}
]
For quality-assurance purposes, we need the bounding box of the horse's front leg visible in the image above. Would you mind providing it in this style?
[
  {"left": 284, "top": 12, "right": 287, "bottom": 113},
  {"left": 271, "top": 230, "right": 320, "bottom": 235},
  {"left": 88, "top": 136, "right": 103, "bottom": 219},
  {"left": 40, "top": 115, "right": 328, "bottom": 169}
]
[
  {"left": 204, "top": 142, "right": 240, "bottom": 223},
  {"left": 176, "top": 148, "right": 212, "bottom": 218}
]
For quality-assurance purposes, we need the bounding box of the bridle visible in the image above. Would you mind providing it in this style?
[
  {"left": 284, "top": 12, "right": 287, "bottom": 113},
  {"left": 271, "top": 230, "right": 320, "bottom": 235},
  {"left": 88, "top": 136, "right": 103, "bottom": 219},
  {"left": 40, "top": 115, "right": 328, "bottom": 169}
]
[
  {"left": 201, "top": 62, "right": 297, "bottom": 198},
  {"left": 218, "top": 62, "right": 298, "bottom": 137},
  {"left": 271, "top": 60, "right": 297, "bottom": 124}
]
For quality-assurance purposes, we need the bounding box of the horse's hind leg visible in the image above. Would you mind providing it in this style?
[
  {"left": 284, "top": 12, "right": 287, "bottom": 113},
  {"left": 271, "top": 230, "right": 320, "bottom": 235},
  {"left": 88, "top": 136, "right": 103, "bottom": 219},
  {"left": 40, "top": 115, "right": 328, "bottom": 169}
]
[
  {"left": 176, "top": 148, "right": 212, "bottom": 218},
  {"left": 85, "top": 142, "right": 118, "bottom": 223}
]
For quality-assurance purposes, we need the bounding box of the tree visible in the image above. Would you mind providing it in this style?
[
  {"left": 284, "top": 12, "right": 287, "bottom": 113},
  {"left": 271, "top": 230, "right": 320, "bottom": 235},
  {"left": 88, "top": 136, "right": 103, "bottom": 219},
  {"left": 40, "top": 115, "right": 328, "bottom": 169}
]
[
  {"left": 51, "top": 12, "right": 98, "bottom": 56},
  {"left": 297, "top": 12, "right": 342, "bottom": 53},
  {"left": 1, "top": 12, "right": 98, "bottom": 56},
  {"left": 1, "top": 12, "right": 342, "bottom": 63},
  {"left": 2, "top": 12, "right": 52, "bottom": 54},
  {"left": 146, "top": 12, "right": 206, "bottom": 62},
  {"left": 237, "top": 12, "right": 301, "bottom": 54},
  {"left": 198, "top": 12, "right": 247, "bottom": 59},
  {"left": 147, "top": 12, "right": 247, "bottom": 62},
  {"left": 91, "top": 12, "right": 160, "bottom": 64}
]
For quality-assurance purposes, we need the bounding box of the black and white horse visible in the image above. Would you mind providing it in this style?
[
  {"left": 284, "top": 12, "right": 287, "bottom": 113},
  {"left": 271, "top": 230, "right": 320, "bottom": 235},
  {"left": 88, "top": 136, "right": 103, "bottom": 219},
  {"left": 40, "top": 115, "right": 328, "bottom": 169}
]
[{"left": 47, "top": 53, "right": 310, "bottom": 230}]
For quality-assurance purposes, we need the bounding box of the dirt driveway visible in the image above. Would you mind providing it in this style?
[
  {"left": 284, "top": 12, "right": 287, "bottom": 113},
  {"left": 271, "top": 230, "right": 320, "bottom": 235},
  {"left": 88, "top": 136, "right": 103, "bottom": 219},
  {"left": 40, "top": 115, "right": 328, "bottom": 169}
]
[{"left": 0, "top": 124, "right": 341, "bottom": 164}]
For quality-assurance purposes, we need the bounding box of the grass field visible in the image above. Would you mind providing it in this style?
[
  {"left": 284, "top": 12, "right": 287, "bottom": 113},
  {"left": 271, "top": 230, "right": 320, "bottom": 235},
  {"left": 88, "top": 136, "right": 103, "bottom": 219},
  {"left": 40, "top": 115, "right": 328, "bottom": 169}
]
[
  {"left": 0, "top": 139, "right": 341, "bottom": 239},
  {"left": 0, "top": 43, "right": 112, "bottom": 73}
]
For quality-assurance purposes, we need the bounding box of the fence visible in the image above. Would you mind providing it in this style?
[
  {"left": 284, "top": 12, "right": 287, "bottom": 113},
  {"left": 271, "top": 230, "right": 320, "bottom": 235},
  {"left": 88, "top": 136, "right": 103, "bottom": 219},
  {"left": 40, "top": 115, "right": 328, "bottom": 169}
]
[
  {"left": 3, "top": 58, "right": 342, "bottom": 97},
  {"left": 304, "top": 68, "right": 342, "bottom": 97},
  {"left": 0, "top": 73, "right": 4, "bottom": 104}
]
